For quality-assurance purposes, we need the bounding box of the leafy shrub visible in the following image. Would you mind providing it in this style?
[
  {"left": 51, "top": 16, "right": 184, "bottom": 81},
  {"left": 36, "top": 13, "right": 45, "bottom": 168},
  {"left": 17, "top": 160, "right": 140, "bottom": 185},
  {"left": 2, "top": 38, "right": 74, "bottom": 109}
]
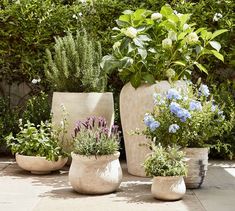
[
  {"left": 5, "top": 120, "right": 68, "bottom": 161},
  {"left": 73, "top": 117, "right": 120, "bottom": 156},
  {"left": 144, "top": 144, "right": 187, "bottom": 177},
  {"left": 44, "top": 30, "right": 106, "bottom": 92}
]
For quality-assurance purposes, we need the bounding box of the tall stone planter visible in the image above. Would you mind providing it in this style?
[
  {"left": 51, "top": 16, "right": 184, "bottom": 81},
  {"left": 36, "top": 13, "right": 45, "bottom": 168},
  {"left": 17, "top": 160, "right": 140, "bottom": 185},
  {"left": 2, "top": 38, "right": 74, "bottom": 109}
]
[
  {"left": 69, "top": 152, "right": 122, "bottom": 194},
  {"left": 120, "top": 81, "right": 186, "bottom": 177},
  {"left": 183, "top": 148, "right": 209, "bottom": 189},
  {"left": 51, "top": 92, "right": 114, "bottom": 152}
]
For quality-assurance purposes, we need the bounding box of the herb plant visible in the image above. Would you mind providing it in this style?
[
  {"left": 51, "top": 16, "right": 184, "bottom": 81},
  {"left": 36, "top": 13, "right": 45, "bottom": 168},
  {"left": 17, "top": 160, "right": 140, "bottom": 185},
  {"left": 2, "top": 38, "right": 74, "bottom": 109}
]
[
  {"left": 142, "top": 81, "right": 234, "bottom": 149},
  {"left": 73, "top": 117, "right": 120, "bottom": 156},
  {"left": 144, "top": 144, "right": 187, "bottom": 177},
  {"left": 5, "top": 120, "right": 68, "bottom": 161},
  {"left": 101, "top": 5, "right": 227, "bottom": 88}
]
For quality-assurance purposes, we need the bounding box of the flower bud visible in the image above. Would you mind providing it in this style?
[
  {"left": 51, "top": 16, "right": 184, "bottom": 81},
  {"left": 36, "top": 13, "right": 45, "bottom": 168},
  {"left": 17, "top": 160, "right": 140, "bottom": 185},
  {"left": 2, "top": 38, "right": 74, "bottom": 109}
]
[
  {"left": 151, "top": 13, "right": 162, "bottom": 21},
  {"left": 162, "top": 38, "right": 172, "bottom": 49},
  {"left": 124, "top": 27, "right": 138, "bottom": 39},
  {"left": 186, "top": 32, "right": 199, "bottom": 45}
]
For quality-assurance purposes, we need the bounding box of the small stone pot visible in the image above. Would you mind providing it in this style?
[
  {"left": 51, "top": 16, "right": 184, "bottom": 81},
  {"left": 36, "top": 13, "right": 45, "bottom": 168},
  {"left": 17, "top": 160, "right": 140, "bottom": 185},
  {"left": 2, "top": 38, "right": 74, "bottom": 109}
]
[
  {"left": 183, "top": 148, "right": 209, "bottom": 189},
  {"left": 69, "top": 152, "right": 122, "bottom": 194},
  {"left": 151, "top": 176, "right": 186, "bottom": 201},
  {"left": 16, "top": 154, "right": 68, "bottom": 174}
]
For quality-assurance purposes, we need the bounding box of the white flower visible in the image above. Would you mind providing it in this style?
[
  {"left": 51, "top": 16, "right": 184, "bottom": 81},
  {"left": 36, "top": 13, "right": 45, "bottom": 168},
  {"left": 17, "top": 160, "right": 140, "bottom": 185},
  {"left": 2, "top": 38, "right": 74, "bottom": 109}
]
[
  {"left": 32, "top": 79, "right": 38, "bottom": 84},
  {"left": 78, "top": 12, "right": 83, "bottom": 17},
  {"left": 124, "top": 27, "right": 138, "bottom": 39},
  {"left": 113, "top": 41, "right": 121, "bottom": 49},
  {"left": 174, "top": 10, "right": 182, "bottom": 17},
  {"left": 186, "top": 32, "right": 199, "bottom": 45},
  {"left": 162, "top": 38, "right": 172, "bottom": 49},
  {"left": 183, "top": 24, "right": 189, "bottom": 31},
  {"left": 168, "top": 31, "right": 177, "bottom": 41},
  {"left": 213, "top": 13, "right": 222, "bottom": 22},
  {"left": 37, "top": 78, "right": 41, "bottom": 83},
  {"left": 151, "top": 13, "right": 162, "bottom": 21},
  {"left": 72, "top": 14, "right": 78, "bottom": 19}
]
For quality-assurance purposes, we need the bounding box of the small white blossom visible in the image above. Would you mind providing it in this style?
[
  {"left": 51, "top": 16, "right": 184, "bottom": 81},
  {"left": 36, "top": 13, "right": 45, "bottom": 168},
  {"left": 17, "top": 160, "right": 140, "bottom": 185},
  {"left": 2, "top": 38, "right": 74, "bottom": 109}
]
[
  {"left": 186, "top": 32, "right": 199, "bottom": 45},
  {"left": 213, "top": 13, "right": 223, "bottom": 22},
  {"left": 72, "top": 14, "right": 78, "bottom": 19},
  {"left": 78, "top": 12, "right": 83, "bottom": 17},
  {"left": 151, "top": 13, "right": 162, "bottom": 21},
  {"left": 162, "top": 38, "right": 172, "bottom": 49},
  {"left": 183, "top": 24, "right": 189, "bottom": 31},
  {"left": 32, "top": 78, "right": 41, "bottom": 84},
  {"left": 124, "top": 27, "right": 138, "bottom": 39}
]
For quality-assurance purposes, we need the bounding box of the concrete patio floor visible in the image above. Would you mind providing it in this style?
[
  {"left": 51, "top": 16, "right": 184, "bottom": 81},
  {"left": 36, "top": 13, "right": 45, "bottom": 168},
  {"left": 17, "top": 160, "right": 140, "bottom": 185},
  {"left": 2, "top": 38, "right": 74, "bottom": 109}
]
[{"left": 0, "top": 157, "right": 235, "bottom": 211}]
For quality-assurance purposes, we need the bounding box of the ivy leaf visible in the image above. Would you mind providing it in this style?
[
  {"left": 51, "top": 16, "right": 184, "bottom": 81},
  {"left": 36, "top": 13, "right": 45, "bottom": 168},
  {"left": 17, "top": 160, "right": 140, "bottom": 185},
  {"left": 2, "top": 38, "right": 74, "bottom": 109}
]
[
  {"left": 209, "top": 41, "right": 221, "bottom": 52},
  {"left": 138, "top": 48, "right": 147, "bottom": 59},
  {"left": 194, "top": 62, "right": 208, "bottom": 74},
  {"left": 211, "top": 29, "right": 228, "bottom": 40},
  {"left": 211, "top": 50, "right": 224, "bottom": 62},
  {"left": 133, "top": 38, "right": 144, "bottom": 47},
  {"left": 130, "top": 71, "right": 141, "bottom": 88}
]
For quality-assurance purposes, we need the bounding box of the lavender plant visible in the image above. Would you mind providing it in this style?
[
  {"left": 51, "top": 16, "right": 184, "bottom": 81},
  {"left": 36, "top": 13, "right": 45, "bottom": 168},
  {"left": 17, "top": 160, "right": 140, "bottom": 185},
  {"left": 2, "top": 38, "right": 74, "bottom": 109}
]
[
  {"left": 73, "top": 117, "right": 120, "bottom": 156},
  {"left": 141, "top": 82, "right": 234, "bottom": 149}
]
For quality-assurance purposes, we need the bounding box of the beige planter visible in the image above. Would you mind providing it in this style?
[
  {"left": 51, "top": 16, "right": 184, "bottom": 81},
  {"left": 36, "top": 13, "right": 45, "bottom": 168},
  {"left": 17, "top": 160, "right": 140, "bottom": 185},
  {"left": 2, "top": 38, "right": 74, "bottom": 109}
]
[
  {"left": 120, "top": 81, "right": 186, "bottom": 177},
  {"left": 183, "top": 148, "right": 209, "bottom": 189},
  {"left": 16, "top": 154, "right": 68, "bottom": 174},
  {"left": 51, "top": 92, "right": 114, "bottom": 152},
  {"left": 69, "top": 152, "right": 122, "bottom": 194},
  {"left": 151, "top": 176, "right": 186, "bottom": 201}
]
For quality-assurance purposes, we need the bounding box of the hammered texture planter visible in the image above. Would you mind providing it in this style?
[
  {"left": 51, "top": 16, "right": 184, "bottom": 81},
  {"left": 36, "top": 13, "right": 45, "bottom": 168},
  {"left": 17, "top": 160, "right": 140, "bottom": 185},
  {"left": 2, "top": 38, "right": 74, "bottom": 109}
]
[
  {"left": 120, "top": 81, "right": 186, "bottom": 177},
  {"left": 151, "top": 176, "right": 186, "bottom": 201},
  {"left": 16, "top": 154, "right": 68, "bottom": 174},
  {"left": 69, "top": 152, "right": 122, "bottom": 195},
  {"left": 183, "top": 148, "right": 209, "bottom": 189},
  {"left": 51, "top": 92, "right": 114, "bottom": 153}
]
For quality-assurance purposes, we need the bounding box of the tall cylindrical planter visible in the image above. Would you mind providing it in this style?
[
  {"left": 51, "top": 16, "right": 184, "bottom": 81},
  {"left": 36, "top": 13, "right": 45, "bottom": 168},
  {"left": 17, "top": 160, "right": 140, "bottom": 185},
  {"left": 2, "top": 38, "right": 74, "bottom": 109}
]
[
  {"left": 51, "top": 92, "right": 114, "bottom": 152},
  {"left": 120, "top": 81, "right": 186, "bottom": 177},
  {"left": 151, "top": 176, "right": 186, "bottom": 201},
  {"left": 69, "top": 152, "right": 122, "bottom": 194},
  {"left": 183, "top": 148, "right": 209, "bottom": 189}
]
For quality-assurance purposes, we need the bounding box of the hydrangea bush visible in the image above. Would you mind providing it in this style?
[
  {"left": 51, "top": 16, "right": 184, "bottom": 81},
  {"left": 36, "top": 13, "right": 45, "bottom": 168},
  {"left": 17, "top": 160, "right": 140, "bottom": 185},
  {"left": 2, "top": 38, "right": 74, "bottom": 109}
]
[
  {"left": 142, "top": 82, "right": 234, "bottom": 148},
  {"left": 101, "top": 4, "right": 227, "bottom": 88},
  {"left": 73, "top": 117, "right": 120, "bottom": 156}
]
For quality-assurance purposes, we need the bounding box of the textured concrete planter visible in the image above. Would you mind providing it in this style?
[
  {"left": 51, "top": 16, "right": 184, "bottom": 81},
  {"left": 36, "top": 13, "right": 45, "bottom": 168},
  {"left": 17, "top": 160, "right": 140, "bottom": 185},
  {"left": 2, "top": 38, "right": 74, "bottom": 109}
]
[
  {"left": 183, "top": 148, "right": 209, "bottom": 189},
  {"left": 69, "top": 152, "right": 122, "bottom": 194},
  {"left": 16, "top": 154, "right": 68, "bottom": 174},
  {"left": 51, "top": 92, "right": 114, "bottom": 152},
  {"left": 120, "top": 81, "right": 186, "bottom": 177},
  {"left": 151, "top": 176, "right": 186, "bottom": 201}
]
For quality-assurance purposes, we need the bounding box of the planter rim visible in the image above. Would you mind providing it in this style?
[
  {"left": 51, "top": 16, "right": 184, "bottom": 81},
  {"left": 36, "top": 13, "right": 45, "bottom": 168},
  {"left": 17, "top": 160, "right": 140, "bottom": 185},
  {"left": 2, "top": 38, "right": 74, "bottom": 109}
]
[
  {"left": 153, "top": 176, "right": 184, "bottom": 180},
  {"left": 53, "top": 91, "right": 113, "bottom": 94},
  {"left": 183, "top": 147, "right": 209, "bottom": 151},
  {"left": 71, "top": 151, "right": 120, "bottom": 162},
  {"left": 16, "top": 153, "right": 67, "bottom": 161}
]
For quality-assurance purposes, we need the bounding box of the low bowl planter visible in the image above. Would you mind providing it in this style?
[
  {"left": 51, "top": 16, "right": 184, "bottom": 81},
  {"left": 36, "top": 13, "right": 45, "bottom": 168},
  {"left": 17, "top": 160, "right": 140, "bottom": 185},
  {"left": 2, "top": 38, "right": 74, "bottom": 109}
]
[
  {"left": 69, "top": 152, "right": 122, "bottom": 194},
  {"left": 151, "top": 176, "right": 186, "bottom": 201},
  {"left": 16, "top": 153, "right": 68, "bottom": 174}
]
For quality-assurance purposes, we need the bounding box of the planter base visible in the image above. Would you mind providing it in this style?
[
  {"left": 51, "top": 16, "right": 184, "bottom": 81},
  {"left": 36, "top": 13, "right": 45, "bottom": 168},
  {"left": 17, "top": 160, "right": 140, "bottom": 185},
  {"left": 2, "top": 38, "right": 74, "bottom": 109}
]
[{"left": 31, "top": 171, "right": 51, "bottom": 175}]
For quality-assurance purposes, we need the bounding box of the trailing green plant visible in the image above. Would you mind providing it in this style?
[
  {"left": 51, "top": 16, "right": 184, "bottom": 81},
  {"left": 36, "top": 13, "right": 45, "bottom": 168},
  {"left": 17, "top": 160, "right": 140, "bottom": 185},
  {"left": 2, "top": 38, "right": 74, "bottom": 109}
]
[
  {"left": 73, "top": 117, "right": 120, "bottom": 156},
  {"left": 101, "top": 5, "right": 227, "bottom": 88},
  {"left": 141, "top": 81, "right": 234, "bottom": 150},
  {"left": 22, "top": 91, "right": 51, "bottom": 126},
  {"left": 5, "top": 119, "right": 68, "bottom": 161},
  {"left": 144, "top": 144, "right": 187, "bottom": 177},
  {"left": 44, "top": 30, "right": 107, "bottom": 92}
]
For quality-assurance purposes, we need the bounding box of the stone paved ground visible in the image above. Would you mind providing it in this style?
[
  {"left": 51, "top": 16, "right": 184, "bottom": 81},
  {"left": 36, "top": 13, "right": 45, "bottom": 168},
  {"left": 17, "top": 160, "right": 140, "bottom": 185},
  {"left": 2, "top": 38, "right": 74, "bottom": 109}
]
[{"left": 0, "top": 157, "right": 235, "bottom": 211}]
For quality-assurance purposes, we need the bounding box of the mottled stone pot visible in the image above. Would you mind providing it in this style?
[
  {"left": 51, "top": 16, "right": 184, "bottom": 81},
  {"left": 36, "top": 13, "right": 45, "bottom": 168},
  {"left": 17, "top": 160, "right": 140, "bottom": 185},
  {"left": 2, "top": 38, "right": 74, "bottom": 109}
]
[
  {"left": 151, "top": 176, "right": 186, "bottom": 201},
  {"left": 120, "top": 81, "right": 186, "bottom": 177},
  {"left": 69, "top": 152, "right": 122, "bottom": 194},
  {"left": 51, "top": 92, "right": 114, "bottom": 153},
  {"left": 183, "top": 148, "right": 209, "bottom": 189},
  {"left": 16, "top": 154, "right": 68, "bottom": 174}
]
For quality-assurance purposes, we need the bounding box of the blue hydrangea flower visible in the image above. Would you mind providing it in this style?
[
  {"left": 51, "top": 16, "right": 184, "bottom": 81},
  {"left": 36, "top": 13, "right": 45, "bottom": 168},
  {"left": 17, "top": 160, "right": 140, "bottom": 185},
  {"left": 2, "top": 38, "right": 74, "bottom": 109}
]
[
  {"left": 166, "top": 88, "right": 182, "bottom": 100},
  {"left": 153, "top": 93, "right": 165, "bottom": 105},
  {"left": 169, "top": 102, "right": 181, "bottom": 114},
  {"left": 211, "top": 104, "right": 218, "bottom": 112},
  {"left": 149, "top": 121, "right": 160, "bottom": 132},
  {"left": 144, "top": 114, "right": 155, "bottom": 127},
  {"left": 169, "top": 124, "right": 180, "bottom": 133},
  {"left": 199, "top": 84, "right": 210, "bottom": 97},
  {"left": 189, "top": 100, "right": 202, "bottom": 111},
  {"left": 175, "top": 108, "right": 191, "bottom": 122}
]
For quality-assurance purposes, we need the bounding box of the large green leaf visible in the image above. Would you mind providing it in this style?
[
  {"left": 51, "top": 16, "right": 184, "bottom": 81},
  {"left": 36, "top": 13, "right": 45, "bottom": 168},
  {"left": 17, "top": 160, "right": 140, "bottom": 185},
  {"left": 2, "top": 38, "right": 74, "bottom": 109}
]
[
  {"left": 160, "top": 5, "right": 173, "bottom": 17},
  {"left": 211, "top": 50, "right": 224, "bottom": 62},
  {"left": 173, "top": 61, "right": 186, "bottom": 66},
  {"left": 209, "top": 41, "right": 221, "bottom": 52},
  {"left": 142, "top": 73, "right": 155, "bottom": 84},
  {"left": 194, "top": 62, "right": 208, "bottom": 74},
  {"left": 211, "top": 29, "right": 228, "bottom": 40},
  {"left": 130, "top": 71, "right": 142, "bottom": 88}
]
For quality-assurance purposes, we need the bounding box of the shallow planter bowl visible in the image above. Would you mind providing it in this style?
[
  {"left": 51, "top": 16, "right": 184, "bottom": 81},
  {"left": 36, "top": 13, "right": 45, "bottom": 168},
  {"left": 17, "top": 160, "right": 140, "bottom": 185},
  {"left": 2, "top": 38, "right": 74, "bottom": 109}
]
[
  {"left": 16, "top": 154, "right": 68, "bottom": 174},
  {"left": 151, "top": 176, "right": 186, "bottom": 201}
]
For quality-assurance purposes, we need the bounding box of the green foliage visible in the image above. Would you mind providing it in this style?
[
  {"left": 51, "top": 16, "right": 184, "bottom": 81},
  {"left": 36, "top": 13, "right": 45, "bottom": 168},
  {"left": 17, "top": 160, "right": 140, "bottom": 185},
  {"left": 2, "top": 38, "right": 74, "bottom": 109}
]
[
  {"left": 73, "top": 117, "right": 120, "bottom": 156},
  {"left": 144, "top": 144, "right": 187, "bottom": 177},
  {"left": 101, "top": 5, "right": 227, "bottom": 88},
  {"left": 5, "top": 120, "right": 68, "bottom": 161},
  {"left": 44, "top": 30, "right": 106, "bottom": 92},
  {"left": 142, "top": 82, "right": 234, "bottom": 149},
  {"left": 22, "top": 92, "right": 51, "bottom": 126}
]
